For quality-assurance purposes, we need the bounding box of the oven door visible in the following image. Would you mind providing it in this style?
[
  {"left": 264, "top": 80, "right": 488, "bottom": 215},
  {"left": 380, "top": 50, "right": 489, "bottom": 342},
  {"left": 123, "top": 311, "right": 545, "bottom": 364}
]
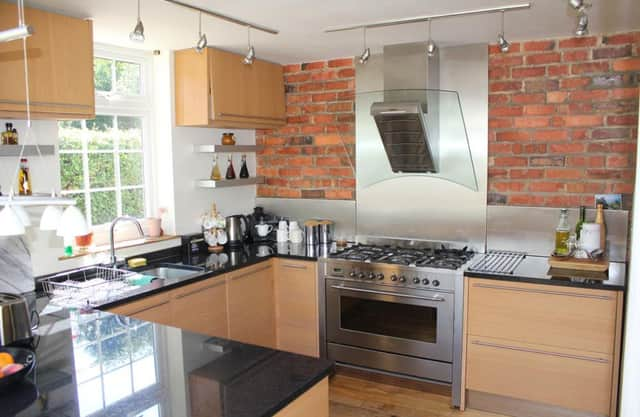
[{"left": 326, "top": 278, "right": 453, "bottom": 362}]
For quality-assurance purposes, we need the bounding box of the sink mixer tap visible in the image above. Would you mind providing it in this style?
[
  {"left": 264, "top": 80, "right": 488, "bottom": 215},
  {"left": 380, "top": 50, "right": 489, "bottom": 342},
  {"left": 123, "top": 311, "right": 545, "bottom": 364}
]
[{"left": 109, "top": 216, "right": 145, "bottom": 268}]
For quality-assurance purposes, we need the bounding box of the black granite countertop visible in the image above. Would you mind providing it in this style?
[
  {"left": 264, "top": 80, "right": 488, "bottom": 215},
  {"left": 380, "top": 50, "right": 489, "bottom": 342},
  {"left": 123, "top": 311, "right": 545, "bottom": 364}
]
[
  {"left": 2, "top": 295, "right": 333, "bottom": 417},
  {"left": 465, "top": 254, "right": 626, "bottom": 291}
]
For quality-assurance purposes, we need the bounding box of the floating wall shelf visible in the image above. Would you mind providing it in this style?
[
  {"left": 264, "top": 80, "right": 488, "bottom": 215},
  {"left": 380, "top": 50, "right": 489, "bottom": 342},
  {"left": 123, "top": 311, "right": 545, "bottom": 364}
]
[
  {"left": 196, "top": 177, "right": 265, "bottom": 189},
  {"left": 0, "top": 145, "right": 55, "bottom": 157},
  {"left": 193, "top": 145, "right": 263, "bottom": 153}
]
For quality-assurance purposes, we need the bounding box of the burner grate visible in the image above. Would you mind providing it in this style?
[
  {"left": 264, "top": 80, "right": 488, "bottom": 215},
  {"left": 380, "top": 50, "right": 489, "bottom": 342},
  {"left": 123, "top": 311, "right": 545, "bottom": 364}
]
[{"left": 331, "top": 244, "right": 475, "bottom": 270}]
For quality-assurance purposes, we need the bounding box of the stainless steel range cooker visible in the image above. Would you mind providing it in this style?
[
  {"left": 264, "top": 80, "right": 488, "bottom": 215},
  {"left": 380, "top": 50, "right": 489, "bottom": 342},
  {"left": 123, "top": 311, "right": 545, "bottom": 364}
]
[{"left": 319, "top": 243, "right": 476, "bottom": 407}]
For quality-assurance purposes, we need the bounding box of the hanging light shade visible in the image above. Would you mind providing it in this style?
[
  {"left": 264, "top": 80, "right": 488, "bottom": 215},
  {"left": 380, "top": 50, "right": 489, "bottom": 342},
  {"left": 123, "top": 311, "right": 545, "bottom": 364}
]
[
  {"left": 12, "top": 205, "right": 31, "bottom": 227},
  {"left": 0, "top": 205, "right": 26, "bottom": 236},
  {"left": 129, "top": 0, "right": 145, "bottom": 42},
  {"left": 56, "top": 205, "right": 89, "bottom": 237},
  {"left": 40, "top": 205, "right": 63, "bottom": 231}
]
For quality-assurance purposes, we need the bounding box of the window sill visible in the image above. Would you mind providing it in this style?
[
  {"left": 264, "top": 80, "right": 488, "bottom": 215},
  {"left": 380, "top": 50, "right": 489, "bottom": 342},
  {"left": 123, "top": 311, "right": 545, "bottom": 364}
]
[{"left": 58, "top": 235, "right": 179, "bottom": 261}]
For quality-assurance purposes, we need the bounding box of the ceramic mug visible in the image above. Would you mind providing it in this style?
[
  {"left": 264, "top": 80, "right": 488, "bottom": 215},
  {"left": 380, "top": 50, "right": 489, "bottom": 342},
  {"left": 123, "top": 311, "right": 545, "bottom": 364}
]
[
  {"left": 255, "top": 224, "right": 273, "bottom": 237},
  {"left": 278, "top": 220, "right": 288, "bottom": 231},
  {"left": 257, "top": 245, "right": 273, "bottom": 257},
  {"left": 289, "top": 221, "right": 300, "bottom": 231},
  {"left": 289, "top": 228, "right": 304, "bottom": 243},
  {"left": 277, "top": 229, "right": 288, "bottom": 243}
]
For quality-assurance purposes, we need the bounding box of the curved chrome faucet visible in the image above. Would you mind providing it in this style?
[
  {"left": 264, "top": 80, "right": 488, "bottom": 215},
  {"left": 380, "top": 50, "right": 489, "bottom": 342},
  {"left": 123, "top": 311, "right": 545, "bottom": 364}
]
[{"left": 110, "top": 216, "right": 144, "bottom": 267}]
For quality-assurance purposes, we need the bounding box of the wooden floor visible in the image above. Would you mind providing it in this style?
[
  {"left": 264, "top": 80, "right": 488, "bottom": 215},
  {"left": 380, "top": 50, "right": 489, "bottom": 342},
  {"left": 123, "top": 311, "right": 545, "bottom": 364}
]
[{"left": 329, "top": 369, "right": 506, "bottom": 417}]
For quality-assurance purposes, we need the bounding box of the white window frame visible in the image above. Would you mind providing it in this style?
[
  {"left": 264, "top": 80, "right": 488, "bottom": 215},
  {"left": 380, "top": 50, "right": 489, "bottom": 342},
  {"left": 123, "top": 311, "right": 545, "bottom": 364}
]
[{"left": 59, "top": 44, "right": 154, "bottom": 229}]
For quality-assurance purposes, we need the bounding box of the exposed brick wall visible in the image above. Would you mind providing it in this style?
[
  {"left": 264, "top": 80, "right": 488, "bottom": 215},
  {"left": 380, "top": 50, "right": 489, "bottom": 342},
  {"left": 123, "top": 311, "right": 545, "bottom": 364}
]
[
  {"left": 256, "top": 58, "right": 356, "bottom": 200},
  {"left": 488, "top": 32, "right": 639, "bottom": 207}
]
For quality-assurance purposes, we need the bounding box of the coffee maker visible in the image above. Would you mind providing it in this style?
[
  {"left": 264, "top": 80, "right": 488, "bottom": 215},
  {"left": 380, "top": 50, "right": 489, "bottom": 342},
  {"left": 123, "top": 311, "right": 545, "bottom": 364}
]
[{"left": 248, "top": 207, "right": 279, "bottom": 243}]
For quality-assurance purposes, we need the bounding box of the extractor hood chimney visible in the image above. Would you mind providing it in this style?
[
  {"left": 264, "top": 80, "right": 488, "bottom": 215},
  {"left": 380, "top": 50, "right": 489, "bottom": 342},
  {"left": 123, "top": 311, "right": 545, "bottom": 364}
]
[{"left": 370, "top": 43, "right": 440, "bottom": 173}]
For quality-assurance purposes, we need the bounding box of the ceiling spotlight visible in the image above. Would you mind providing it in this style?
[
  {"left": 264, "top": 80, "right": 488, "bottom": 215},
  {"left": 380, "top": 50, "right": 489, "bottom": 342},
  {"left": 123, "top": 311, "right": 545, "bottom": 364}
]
[
  {"left": 568, "top": 0, "right": 588, "bottom": 10},
  {"left": 575, "top": 10, "right": 589, "bottom": 36},
  {"left": 242, "top": 26, "right": 255, "bottom": 65},
  {"left": 358, "top": 26, "right": 370, "bottom": 64},
  {"left": 497, "top": 10, "right": 510, "bottom": 53},
  {"left": 129, "top": 0, "right": 145, "bottom": 42},
  {"left": 426, "top": 19, "right": 437, "bottom": 58},
  {"left": 195, "top": 12, "right": 207, "bottom": 53}
]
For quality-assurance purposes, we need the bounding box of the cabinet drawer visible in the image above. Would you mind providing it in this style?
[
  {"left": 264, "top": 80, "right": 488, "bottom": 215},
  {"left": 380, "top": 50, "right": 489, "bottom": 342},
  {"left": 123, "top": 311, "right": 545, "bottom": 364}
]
[
  {"left": 466, "top": 336, "right": 612, "bottom": 416},
  {"left": 467, "top": 278, "right": 617, "bottom": 354}
]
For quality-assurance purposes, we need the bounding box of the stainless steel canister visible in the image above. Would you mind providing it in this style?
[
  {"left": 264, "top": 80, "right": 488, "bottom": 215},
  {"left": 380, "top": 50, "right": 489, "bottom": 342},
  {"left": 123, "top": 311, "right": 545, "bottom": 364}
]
[
  {"left": 304, "top": 220, "right": 320, "bottom": 246},
  {"left": 318, "top": 220, "right": 334, "bottom": 244}
]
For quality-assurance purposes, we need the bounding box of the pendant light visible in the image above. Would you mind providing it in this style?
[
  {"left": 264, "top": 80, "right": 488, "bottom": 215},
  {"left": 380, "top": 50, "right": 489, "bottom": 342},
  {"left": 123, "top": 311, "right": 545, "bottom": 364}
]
[
  {"left": 195, "top": 12, "right": 207, "bottom": 53},
  {"left": 358, "top": 26, "right": 370, "bottom": 64},
  {"left": 40, "top": 205, "right": 63, "bottom": 231},
  {"left": 0, "top": 0, "right": 32, "bottom": 44},
  {"left": 0, "top": 205, "right": 25, "bottom": 236},
  {"left": 242, "top": 26, "right": 255, "bottom": 65},
  {"left": 56, "top": 205, "right": 89, "bottom": 238},
  {"left": 13, "top": 205, "right": 31, "bottom": 227},
  {"left": 129, "top": 0, "right": 145, "bottom": 42},
  {"left": 426, "top": 19, "right": 437, "bottom": 58},
  {"left": 497, "top": 10, "right": 511, "bottom": 53}
]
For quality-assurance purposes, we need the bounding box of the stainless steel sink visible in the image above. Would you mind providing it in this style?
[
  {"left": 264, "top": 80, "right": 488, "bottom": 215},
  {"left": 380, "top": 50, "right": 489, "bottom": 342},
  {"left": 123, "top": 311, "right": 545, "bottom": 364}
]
[{"left": 138, "top": 264, "right": 204, "bottom": 281}]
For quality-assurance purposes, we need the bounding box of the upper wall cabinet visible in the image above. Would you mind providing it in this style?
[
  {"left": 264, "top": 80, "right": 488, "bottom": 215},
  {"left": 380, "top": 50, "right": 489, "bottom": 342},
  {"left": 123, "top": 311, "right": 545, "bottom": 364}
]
[
  {"left": 0, "top": 3, "right": 95, "bottom": 120},
  {"left": 174, "top": 47, "right": 286, "bottom": 129}
]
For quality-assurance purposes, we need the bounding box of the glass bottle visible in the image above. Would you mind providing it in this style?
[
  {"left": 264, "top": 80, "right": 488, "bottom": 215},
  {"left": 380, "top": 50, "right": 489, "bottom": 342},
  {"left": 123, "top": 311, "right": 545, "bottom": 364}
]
[
  {"left": 10, "top": 126, "right": 18, "bottom": 145},
  {"left": 17, "top": 158, "right": 32, "bottom": 196},
  {"left": 575, "top": 205, "right": 586, "bottom": 240},
  {"left": 554, "top": 208, "right": 571, "bottom": 255},
  {"left": 210, "top": 155, "right": 222, "bottom": 180},
  {"left": 225, "top": 156, "right": 236, "bottom": 180},
  {"left": 239, "top": 154, "right": 249, "bottom": 178},
  {"left": 595, "top": 203, "right": 607, "bottom": 250},
  {"left": 2, "top": 123, "right": 11, "bottom": 145}
]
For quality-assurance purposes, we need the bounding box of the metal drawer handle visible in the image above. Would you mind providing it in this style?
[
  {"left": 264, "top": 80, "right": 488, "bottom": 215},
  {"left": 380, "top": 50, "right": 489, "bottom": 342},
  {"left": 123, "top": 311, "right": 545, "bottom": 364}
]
[
  {"left": 217, "top": 112, "right": 285, "bottom": 122},
  {"left": 472, "top": 283, "right": 613, "bottom": 300},
  {"left": 174, "top": 280, "right": 225, "bottom": 299},
  {"left": 471, "top": 340, "right": 610, "bottom": 364},
  {"left": 231, "top": 265, "right": 272, "bottom": 280},
  {"left": 281, "top": 263, "right": 308, "bottom": 270},
  {"left": 330, "top": 285, "right": 446, "bottom": 302},
  {"left": 130, "top": 300, "right": 170, "bottom": 315}
]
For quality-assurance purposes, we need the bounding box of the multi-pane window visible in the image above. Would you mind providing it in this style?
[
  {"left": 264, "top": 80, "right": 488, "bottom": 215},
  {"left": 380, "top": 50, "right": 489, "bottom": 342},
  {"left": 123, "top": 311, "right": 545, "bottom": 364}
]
[{"left": 58, "top": 52, "right": 150, "bottom": 227}]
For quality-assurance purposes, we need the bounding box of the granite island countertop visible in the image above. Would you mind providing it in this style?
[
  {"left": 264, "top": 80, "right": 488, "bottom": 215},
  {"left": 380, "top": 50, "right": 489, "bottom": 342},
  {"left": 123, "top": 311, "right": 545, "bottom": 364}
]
[
  {"left": 2, "top": 295, "right": 333, "bottom": 417},
  {"left": 465, "top": 254, "right": 626, "bottom": 291}
]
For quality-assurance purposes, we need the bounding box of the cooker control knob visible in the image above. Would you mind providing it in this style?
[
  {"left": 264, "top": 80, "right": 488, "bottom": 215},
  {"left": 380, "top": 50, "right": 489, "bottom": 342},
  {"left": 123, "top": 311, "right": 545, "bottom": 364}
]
[
  {"left": 390, "top": 274, "right": 398, "bottom": 282},
  {"left": 368, "top": 272, "right": 375, "bottom": 280},
  {"left": 358, "top": 272, "right": 366, "bottom": 279},
  {"left": 422, "top": 278, "right": 430, "bottom": 285},
  {"left": 399, "top": 276, "right": 406, "bottom": 283},
  {"left": 432, "top": 279, "right": 440, "bottom": 287},
  {"left": 349, "top": 271, "right": 356, "bottom": 278},
  {"left": 413, "top": 277, "right": 421, "bottom": 284},
  {"left": 377, "top": 273, "right": 385, "bottom": 280}
]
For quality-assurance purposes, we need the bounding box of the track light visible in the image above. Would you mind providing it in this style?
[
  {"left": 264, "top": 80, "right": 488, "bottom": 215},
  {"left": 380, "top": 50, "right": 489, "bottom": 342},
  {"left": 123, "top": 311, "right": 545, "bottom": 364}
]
[
  {"left": 426, "top": 19, "right": 437, "bottom": 58},
  {"left": 497, "top": 10, "right": 510, "bottom": 53},
  {"left": 242, "top": 26, "right": 255, "bottom": 65},
  {"left": 575, "top": 10, "right": 589, "bottom": 36},
  {"left": 568, "top": 0, "right": 588, "bottom": 10},
  {"left": 129, "top": 0, "right": 145, "bottom": 42},
  {"left": 1, "top": 0, "right": 32, "bottom": 44},
  {"left": 195, "top": 12, "right": 207, "bottom": 53},
  {"left": 358, "top": 26, "right": 370, "bottom": 64}
]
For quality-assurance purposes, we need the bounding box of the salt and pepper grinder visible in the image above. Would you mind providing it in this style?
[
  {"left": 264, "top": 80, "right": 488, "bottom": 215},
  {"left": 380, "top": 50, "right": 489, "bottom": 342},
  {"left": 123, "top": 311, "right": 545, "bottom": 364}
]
[{"left": 239, "top": 154, "right": 249, "bottom": 178}]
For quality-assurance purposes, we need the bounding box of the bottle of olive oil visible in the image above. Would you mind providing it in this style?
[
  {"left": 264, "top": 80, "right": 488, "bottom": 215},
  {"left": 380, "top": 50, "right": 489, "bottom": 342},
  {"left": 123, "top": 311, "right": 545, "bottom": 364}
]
[
  {"left": 555, "top": 208, "right": 571, "bottom": 255},
  {"left": 575, "top": 205, "right": 586, "bottom": 240}
]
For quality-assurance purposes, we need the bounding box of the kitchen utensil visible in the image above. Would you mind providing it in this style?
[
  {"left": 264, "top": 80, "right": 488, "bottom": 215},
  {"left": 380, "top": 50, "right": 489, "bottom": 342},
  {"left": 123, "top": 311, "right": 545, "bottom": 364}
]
[
  {"left": 0, "top": 347, "right": 35, "bottom": 388},
  {"left": 304, "top": 220, "right": 319, "bottom": 246},
  {"left": 225, "top": 215, "right": 248, "bottom": 247},
  {"left": 318, "top": 220, "right": 334, "bottom": 244},
  {"left": 255, "top": 223, "right": 273, "bottom": 237},
  {"left": 580, "top": 223, "right": 601, "bottom": 253},
  {"left": 0, "top": 294, "right": 38, "bottom": 347},
  {"left": 277, "top": 230, "right": 288, "bottom": 243}
]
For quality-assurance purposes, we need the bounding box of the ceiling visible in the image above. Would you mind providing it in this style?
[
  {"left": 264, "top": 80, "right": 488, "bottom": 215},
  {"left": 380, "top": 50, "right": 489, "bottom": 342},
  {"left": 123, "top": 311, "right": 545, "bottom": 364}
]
[{"left": 19, "top": 0, "right": 640, "bottom": 63}]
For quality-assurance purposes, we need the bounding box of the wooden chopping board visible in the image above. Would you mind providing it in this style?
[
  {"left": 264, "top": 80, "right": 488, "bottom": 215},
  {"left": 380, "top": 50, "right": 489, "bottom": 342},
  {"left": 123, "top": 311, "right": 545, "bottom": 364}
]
[{"left": 548, "top": 255, "right": 609, "bottom": 273}]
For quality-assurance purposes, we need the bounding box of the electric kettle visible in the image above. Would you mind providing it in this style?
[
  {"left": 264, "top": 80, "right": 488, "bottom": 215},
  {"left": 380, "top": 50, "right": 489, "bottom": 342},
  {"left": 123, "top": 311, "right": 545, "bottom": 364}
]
[{"left": 225, "top": 215, "right": 249, "bottom": 247}]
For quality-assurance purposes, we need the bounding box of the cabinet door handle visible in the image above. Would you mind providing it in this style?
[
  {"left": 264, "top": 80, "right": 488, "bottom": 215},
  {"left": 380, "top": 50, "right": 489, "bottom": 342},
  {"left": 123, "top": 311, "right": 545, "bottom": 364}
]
[
  {"left": 217, "top": 112, "right": 285, "bottom": 122},
  {"left": 231, "top": 265, "right": 272, "bottom": 280},
  {"left": 472, "top": 283, "right": 613, "bottom": 300},
  {"left": 281, "top": 263, "right": 308, "bottom": 270},
  {"left": 471, "top": 340, "right": 610, "bottom": 364},
  {"left": 130, "top": 300, "right": 170, "bottom": 315},
  {"left": 174, "top": 280, "right": 225, "bottom": 299}
]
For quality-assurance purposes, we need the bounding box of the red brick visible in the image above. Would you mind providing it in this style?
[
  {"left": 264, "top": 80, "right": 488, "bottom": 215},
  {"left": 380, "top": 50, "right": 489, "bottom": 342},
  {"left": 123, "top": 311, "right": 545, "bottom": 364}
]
[
  {"left": 571, "top": 62, "right": 610, "bottom": 74},
  {"left": 603, "top": 32, "right": 640, "bottom": 45},
  {"left": 489, "top": 143, "right": 513, "bottom": 153},
  {"left": 324, "top": 81, "right": 351, "bottom": 91},
  {"left": 264, "top": 137, "right": 287, "bottom": 145},
  {"left": 508, "top": 194, "right": 545, "bottom": 205},
  {"left": 489, "top": 94, "right": 510, "bottom": 104},
  {"left": 511, "top": 93, "right": 546, "bottom": 104},
  {"left": 493, "top": 157, "right": 528, "bottom": 167},
  {"left": 493, "top": 182, "right": 526, "bottom": 192},
  {"left": 524, "top": 40, "right": 556, "bottom": 51},
  {"left": 300, "top": 125, "right": 324, "bottom": 134},
  {"left": 313, "top": 114, "right": 335, "bottom": 124},
  {"left": 489, "top": 66, "right": 509, "bottom": 80},
  {"left": 327, "top": 102, "right": 353, "bottom": 112},
  {"left": 495, "top": 130, "right": 530, "bottom": 142},
  {"left": 562, "top": 50, "right": 589, "bottom": 62},
  {"left": 512, "top": 67, "right": 546, "bottom": 78},
  {"left": 611, "top": 142, "right": 637, "bottom": 152},
  {"left": 510, "top": 169, "right": 544, "bottom": 179},
  {"left": 489, "top": 55, "right": 524, "bottom": 67},
  {"left": 524, "top": 105, "right": 556, "bottom": 115},
  {"left": 311, "top": 71, "right": 337, "bottom": 81},
  {"left": 546, "top": 168, "right": 584, "bottom": 179},
  {"left": 607, "top": 115, "right": 638, "bottom": 126},
  {"left": 314, "top": 134, "right": 342, "bottom": 145},
  {"left": 544, "top": 195, "right": 583, "bottom": 207},
  {"left": 525, "top": 79, "right": 559, "bottom": 92},
  {"left": 302, "top": 104, "right": 326, "bottom": 113},
  {"left": 607, "top": 156, "right": 631, "bottom": 168},
  {"left": 514, "top": 117, "right": 550, "bottom": 128},
  {"left": 560, "top": 77, "right": 591, "bottom": 89},
  {"left": 298, "top": 82, "right": 325, "bottom": 92},
  {"left": 328, "top": 58, "right": 354, "bottom": 68},
  {"left": 337, "top": 91, "right": 355, "bottom": 101},
  {"left": 489, "top": 118, "right": 514, "bottom": 129},
  {"left": 529, "top": 156, "right": 563, "bottom": 166},
  {"left": 550, "top": 143, "right": 585, "bottom": 153},
  {"left": 559, "top": 36, "right": 598, "bottom": 49},
  {"left": 533, "top": 130, "right": 569, "bottom": 141},
  {"left": 325, "top": 190, "right": 354, "bottom": 200},
  {"left": 612, "top": 58, "right": 640, "bottom": 71},
  {"left": 490, "top": 81, "right": 523, "bottom": 92},
  {"left": 286, "top": 73, "right": 312, "bottom": 83},
  {"left": 592, "top": 128, "right": 632, "bottom": 139},
  {"left": 316, "top": 157, "right": 342, "bottom": 166},
  {"left": 548, "top": 65, "right": 570, "bottom": 76},
  {"left": 530, "top": 182, "right": 565, "bottom": 192},
  {"left": 337, "top": 68, "right": 356, "bottom": 78},
  {"left": 611, "top": 88, "right": 639, "bottom": 100},
  {"left": 592, "top": 46, "right": 633, "bottom": 60},
  {"left": 526, "top": 53, "right": 561, "bottom": 65},
  {"left": 564, "top": 115, "right": 604, "bottom": 127},
  {"left": 330, "top": 168, "right": 354, "bottom": 177},
  {"left": 283, "top": 64, "right": 301, "bottom": 73},
  {"left": 312, "top": 92, "right": 337, "bottom": 102},
  {"left": 301, "top": 61, "right": 325, "bottom": 70},
  {"left": 287, "top": 94, "right": 312, "bottom": 104},
  {"left": 489, "top": 106, "right": 523, "bottom": 117},
  {"left": 286, "top": 115, "right": 310, "bottom": 124},
  {"left": 278, "top": 167, "right": 302, "bottom": 176},
  {"left": 569, "top": 90, "right": 610, "bottom": 102},
  {"left": 301, "top": 167, "right": 330, "bottom": 176}
]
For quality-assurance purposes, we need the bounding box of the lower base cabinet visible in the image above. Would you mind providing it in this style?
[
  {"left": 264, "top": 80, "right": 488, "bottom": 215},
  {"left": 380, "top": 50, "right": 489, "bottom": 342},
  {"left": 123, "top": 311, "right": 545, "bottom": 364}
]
[
  {"left": 274, "top": 377, "right": 329, "bottom": 417},
  {"left": 171, "top": 276, "right": 229, "bottom": 338},
  {"left": 107, "top": 292, "right": 173, "bottom": 326}
]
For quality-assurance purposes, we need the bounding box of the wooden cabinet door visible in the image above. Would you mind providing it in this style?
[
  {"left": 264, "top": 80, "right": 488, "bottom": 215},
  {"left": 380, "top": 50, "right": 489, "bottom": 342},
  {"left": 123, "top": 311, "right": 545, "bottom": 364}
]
[
  {"left": 172, "top": 276, "right": 228, "bottom": 338},
  {"left": 274, "top": 259, "right": 319, "bottom": 357},
  {"left": 174, "top": 48, "right": 210, "bottom": 126},
  {"left": 0, "top": 3, "right": 94, "bottom": 119},
  {"left": 107, "top": 292, "right": 173, "bottom": 326},
  {"left": 274, "top": 377, "right": 329, "bottom": 417},
  {"left": 227, "top": 262, "right": 276, "bottom": 348}
]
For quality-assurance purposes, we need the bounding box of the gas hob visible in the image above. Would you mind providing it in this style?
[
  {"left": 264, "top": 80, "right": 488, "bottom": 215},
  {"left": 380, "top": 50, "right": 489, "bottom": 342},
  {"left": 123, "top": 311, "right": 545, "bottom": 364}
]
[{"left": 330, "top": 244, "right": 475, "bottom": 270}]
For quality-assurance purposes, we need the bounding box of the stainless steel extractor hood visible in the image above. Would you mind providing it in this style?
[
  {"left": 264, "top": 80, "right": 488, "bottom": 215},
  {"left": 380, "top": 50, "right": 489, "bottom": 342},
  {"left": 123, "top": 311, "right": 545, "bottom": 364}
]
[{"left": 371, "top": 43, "right": 440, "bottom": 173}]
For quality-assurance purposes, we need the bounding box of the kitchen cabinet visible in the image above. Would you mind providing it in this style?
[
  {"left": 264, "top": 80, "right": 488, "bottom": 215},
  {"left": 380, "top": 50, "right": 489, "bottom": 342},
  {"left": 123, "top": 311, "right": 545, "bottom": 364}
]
[
  {"left": 174, "top": 47, "right": 285, "bottom": 128},
  {"left": 274, "top": 377, "right": 329, "bottom": 417},
  {"left": 227, "top": 262, "right": 276, "bottom": 348},
  {"left": 0, "top": 3, "right": 94, "bottom": 120},
  {"left": 171, "top": 275, "right": 229, "bottom": 338},
  {"left": 461, "top": 278, "right": 624, "bottom": 417},
  {"left": 274, "top": 258, "right": 320, "bottom": 357},
  {"left": 107, "top": 292, "right": 173, "bottom": 326}
]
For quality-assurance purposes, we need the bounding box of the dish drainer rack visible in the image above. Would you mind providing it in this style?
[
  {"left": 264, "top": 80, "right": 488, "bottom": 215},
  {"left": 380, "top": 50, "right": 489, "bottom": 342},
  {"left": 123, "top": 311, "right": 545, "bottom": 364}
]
[{"left": 41, "top": 266, "right": 141, "bottom": 308}]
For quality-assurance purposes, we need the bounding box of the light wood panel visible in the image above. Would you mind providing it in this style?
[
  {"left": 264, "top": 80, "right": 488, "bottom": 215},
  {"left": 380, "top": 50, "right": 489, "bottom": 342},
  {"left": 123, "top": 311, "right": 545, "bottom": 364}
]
[
  {"left": 275, "top": 377, "right": 329, "bottom": 417},
  {"left": 171, "top": 275, "right": 229, "bottom": 338},
  {"left": 227, "top": 262, "right": 276, "bottom": 348},
  {"left": 467, "top": 278, "right": 617, "bottom": 354},
  {"left": 274, "top": 258, "right": 320, "bottom": 357},
  {"left": 174, "top": 48, "right": 210, "bottom": 127},
  {"left": 0, "top": 2, "right": 94, "bottom": 119},
  {"left": 108, "top": 292, "right": 173, "bottom": 326}
]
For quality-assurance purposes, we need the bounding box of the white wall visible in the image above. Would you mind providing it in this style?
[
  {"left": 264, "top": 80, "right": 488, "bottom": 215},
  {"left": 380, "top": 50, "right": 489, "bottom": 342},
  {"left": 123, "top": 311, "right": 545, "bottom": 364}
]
[{"left": 620, "top": 95, "right": 640, "bottom": 416}]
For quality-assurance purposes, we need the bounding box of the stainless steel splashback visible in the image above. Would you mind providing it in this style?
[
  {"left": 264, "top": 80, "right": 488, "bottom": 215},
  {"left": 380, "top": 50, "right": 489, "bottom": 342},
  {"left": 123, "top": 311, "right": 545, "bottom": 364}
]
[{"left": 355, "top": 44, "right": 488, "bottom": 252}]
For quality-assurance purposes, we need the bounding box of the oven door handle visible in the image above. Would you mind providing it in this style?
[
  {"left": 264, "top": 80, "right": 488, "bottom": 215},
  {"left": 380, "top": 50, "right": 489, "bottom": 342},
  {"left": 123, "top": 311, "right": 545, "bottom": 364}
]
[{"left": 330, "top": 285, "right": 446, "bottom": 302}]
